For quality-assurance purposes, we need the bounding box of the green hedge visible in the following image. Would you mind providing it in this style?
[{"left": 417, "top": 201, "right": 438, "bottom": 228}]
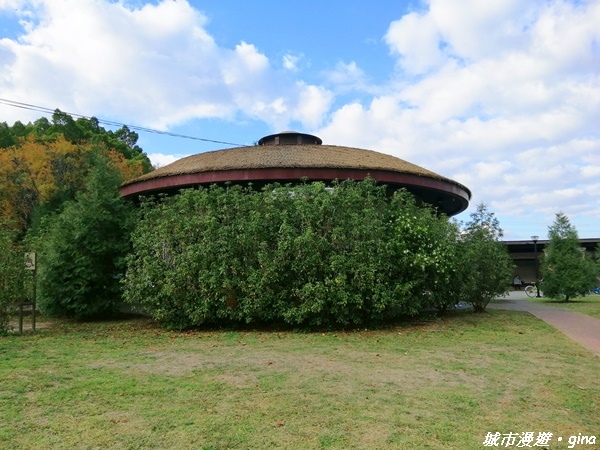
[{"left": 124, "top": 180, "right": 465, "bottom": 329}]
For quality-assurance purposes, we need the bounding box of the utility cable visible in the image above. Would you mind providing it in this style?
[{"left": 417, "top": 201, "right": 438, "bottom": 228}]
[{"left": 0, "top": 97, "right": 248, "bottom": 147}]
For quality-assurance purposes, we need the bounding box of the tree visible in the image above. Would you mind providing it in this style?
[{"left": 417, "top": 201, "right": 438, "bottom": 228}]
[
  {"left": 35, "top": 153, "right": 134, "bottom": 318},
  {"left": 0, "top": 134, "right": 146, "bottom": 234},
  {"left": 0, "top": 110, "right": 152, "bottom": 172},
  {"left": 458, "top": 203, "right": 513, "bottom": 312},
  {"left": 0, "top": 122, "right": 16, "bottom": 147},
  {"left": 0, "top": 136, "right": 89, "bottom": 231},
  {"left": 541, "top": 213, "right": 598, "bottom": 301},
  {"left": 0, "top": 223, "right": 24, "bottom": 333}
]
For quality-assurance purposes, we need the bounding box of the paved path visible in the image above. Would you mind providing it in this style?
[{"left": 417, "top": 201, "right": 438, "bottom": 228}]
[{"left": 489, "top": 291, "right": 600, "bottom": 358}]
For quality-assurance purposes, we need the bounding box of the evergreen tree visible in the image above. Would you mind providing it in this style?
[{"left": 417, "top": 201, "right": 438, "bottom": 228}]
[
  {"left": 542, "top": 213, "right": 598, "bottom": 301},
  {"left": 36, "top": 153, "right": 134, "bottom": 318}
]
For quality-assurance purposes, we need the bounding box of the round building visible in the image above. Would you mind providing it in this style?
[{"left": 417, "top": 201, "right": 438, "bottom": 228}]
[{"left": 121, "top": 132, "right": 470, "bottom": 216}]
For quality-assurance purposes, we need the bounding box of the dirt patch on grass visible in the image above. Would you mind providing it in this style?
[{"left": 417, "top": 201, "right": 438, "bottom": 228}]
[
  {"left": 90, "top": 344, "right": 489, "bottom": 393},
  {"left": 217, "top": 371, "right": 260, "bottom": 388}
]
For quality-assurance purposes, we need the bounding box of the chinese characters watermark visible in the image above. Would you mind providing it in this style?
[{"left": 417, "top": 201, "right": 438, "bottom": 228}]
[{"left": 483, "top": 432, "right": 596, "bottom": 448}]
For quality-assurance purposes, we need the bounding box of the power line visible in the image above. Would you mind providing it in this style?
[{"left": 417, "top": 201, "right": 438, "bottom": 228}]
[{"left": 0, "top": 98, "right": 248, "bottom": 147}]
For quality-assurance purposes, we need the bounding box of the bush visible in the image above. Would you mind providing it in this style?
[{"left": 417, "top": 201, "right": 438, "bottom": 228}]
[
  {"left": 0, "top": 226, "right": 24, "bottom": 333},
  {"left": 124, "top": 180, "right": 460, "bottom": 329}
]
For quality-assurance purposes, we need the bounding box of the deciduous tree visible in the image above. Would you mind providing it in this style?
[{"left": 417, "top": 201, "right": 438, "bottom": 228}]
[
  {"left": 0, "top": 135, "right": 145, "bottom": 232},
  {"left": 458, "top": 203, "right": 513, "bottom": 312}
]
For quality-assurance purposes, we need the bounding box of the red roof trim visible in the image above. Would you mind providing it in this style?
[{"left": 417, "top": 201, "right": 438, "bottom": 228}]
[{"left": 121, "top": 167, "right": 470, "bottom": 213}]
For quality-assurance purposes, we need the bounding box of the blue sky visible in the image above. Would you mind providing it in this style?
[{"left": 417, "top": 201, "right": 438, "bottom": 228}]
[{"left": 0, "top": 0, "right": 599, "bottom": 240}]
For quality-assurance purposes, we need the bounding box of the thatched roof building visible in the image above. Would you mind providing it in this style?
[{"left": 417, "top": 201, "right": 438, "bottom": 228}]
[{"left": 121, "top": 132, "right": 471, "bottom": 216}]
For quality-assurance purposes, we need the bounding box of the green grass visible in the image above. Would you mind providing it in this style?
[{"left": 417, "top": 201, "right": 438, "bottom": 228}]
[
  {"left": 1, "top": 311, "right": 599, "bottom": 449},
  {"left": 525, "top": 293, "right": 600, "bottom": 319}
]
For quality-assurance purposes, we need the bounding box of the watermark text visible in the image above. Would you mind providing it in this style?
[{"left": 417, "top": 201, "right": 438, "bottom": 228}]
[{"left": 483, "top": 432, "right": 596, "bottom": 448}]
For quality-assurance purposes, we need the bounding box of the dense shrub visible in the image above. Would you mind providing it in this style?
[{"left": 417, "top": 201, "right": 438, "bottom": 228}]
[
  {"left": 124, "top": 180, "right": 461, "bottom": 329},
  {"left": 0, "top": 225, "right": 24, "bottom": 333},
  {"left": 415, "top": 218, "right": 464, "bottom": 314}
]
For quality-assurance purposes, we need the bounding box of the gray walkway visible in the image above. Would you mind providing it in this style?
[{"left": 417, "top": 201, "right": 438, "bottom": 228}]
[{"left": 489, "top": 291, "right": 600, "bottom": 358}]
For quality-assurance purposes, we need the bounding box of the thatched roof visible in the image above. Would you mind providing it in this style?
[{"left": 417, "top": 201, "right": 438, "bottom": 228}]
[
  {"left": 121, "top": 132, "right": 471, "bottom": 215},
  {"left": 125, "top": 143, "right": 459, "bottom": 187}
]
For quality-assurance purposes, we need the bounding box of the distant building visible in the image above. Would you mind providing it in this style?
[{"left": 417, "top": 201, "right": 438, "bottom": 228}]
[
  {"left": 121, "top": 131, "right": 471, "bottom": 216},
  {"left": 505, "top": 238, "right": 599, "bottom": 283}
]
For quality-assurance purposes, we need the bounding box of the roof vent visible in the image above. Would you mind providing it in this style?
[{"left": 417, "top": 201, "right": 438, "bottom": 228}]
[{"left": 258, "top": 131, "right": 322, "bottom": 146}]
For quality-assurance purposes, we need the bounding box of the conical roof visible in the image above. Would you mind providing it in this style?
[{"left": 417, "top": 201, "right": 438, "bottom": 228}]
[{"left": 121, "top": 132, "right": 471, "bottom": 216}]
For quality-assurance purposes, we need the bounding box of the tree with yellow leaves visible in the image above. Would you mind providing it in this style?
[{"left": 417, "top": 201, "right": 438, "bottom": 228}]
[{"left": 0, "top": 131, "right": 146, "bottom": 232}]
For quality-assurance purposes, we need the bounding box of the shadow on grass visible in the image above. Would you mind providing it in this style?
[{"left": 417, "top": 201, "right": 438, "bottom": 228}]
[{"left": 23, "top": 306, "right": 480, "bottom": 336}]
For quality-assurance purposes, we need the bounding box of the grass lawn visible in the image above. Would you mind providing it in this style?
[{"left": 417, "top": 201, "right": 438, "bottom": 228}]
[
  {"left": 525, "top": 294, "right": 600, "bottom": 320},
  {"left": 1, "top": 310, "right": 599, "bottom": 449}
]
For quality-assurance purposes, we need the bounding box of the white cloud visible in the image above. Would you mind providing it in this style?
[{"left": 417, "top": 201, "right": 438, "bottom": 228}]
[
  {"left": 0, "top": 0, "right": 330, "bottom": 131},
  {"left": 282, "top": 53, "right": 300, "bottom": 71},
  {"left": 319, "top": 0, "right": 600, "bottom": 239},
  {"left": 148, "top": 152, "right": 191, "bottom": 168},
  {"left": 581, "top": 165, "right": 600, "bottom": 178},
  {"left": 293, "top": 84, "right": 334, "bottom": 129},
  {"left": 322, "top": 61, "right": 380, "bottom": 95},
  {"left": 427, "top": 0, "right": 528, "bottom": 60},
  {"left": 0, "top": 0, "right": 21, "bottom": 8},
  {"left": 232, "top": 41, "right": 269, "bottom": 73},
  {"left": 385, "top": 12, "right": 443, "bottom": 74}
]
